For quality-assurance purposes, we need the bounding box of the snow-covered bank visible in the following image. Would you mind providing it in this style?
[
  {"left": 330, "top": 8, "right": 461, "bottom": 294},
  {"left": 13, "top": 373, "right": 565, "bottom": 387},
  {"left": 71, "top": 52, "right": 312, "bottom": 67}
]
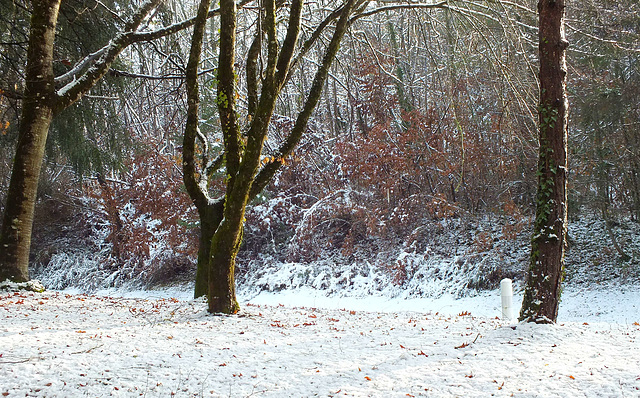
[
  {"left": 82, "top": 283, "right": 640, "bottom": 324},
  {"left": 1, "top": 291, "right": 639, "bottom": 397},
  {"left": 246, "top": 285, "right": 640, "bottom": 324}
]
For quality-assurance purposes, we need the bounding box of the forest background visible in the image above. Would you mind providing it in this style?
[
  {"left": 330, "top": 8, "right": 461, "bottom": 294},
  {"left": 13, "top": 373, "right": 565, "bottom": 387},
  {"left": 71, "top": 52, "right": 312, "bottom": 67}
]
[{"left": 0, "top": 0, "right": 638, "bottom": 301}]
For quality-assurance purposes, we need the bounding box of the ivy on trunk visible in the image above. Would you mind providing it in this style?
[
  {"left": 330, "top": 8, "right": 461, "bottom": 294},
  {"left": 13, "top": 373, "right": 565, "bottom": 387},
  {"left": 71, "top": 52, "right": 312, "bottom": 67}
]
[{"left": 519, "top": 0, "right": 569, "bottom": 323}]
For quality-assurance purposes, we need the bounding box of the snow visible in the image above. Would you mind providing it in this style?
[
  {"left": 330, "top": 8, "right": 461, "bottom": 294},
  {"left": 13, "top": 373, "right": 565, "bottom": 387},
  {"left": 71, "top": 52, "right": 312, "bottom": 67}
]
[{"left": 1, "top": 287, "right": 639, "bottom": 397}]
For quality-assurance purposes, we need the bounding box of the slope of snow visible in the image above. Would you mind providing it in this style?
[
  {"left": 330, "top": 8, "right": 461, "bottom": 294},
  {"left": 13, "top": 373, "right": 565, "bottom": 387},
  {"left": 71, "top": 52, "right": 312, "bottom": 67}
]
[{"left": 1, "top": 290, "right": 639, "bottom": 397}]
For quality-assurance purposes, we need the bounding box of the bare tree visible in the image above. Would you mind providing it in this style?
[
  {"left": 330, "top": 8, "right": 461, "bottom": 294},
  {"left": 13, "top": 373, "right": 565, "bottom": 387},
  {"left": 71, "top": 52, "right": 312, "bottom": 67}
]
[{"left": 183, "top": 0, "right": 453, "bottom": 312}]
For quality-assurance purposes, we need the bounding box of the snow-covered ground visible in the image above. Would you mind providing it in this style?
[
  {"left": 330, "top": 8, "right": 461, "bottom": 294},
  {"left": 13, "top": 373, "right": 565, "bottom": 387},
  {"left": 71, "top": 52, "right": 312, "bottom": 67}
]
[{"left": 1, "top": 287, "right": 639, "bottom": 397}]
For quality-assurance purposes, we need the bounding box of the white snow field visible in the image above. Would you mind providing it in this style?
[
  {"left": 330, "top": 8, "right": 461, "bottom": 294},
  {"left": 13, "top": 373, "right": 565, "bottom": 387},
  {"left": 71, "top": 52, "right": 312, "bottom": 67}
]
[{"left": 1, "top": 288, "right": 639, "bottom": 397}]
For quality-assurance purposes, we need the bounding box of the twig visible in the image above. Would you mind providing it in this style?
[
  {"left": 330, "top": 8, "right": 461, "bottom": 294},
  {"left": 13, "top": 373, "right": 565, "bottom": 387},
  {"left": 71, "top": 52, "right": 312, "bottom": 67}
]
[
  {"left": 72, "top": 344, "right": 104, "bottom": 354},
  {"left": 0, "top": 357, "right": 38, "bottom": 364}
]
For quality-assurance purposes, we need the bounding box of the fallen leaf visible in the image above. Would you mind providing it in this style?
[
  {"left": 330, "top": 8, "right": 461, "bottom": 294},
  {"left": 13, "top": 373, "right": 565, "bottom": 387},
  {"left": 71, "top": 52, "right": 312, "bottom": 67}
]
[{"left": 364, "top": 376, "right": 371, "bottom": 381}]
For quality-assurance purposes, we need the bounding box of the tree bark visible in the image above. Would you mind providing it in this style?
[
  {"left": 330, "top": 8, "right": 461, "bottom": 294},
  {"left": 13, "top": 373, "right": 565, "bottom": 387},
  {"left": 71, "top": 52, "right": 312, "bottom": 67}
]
[
  {"left": 0, "top": 0, "right": 61, "bottom": 282},
  {"left": 182, "top": 0, "right": 357, "bottom": 312},
  {"left": 519, "top": 0, "right": 569, "bottom": 323},
  {"left": 0, "top": 0, "right": 164, "bottom": 283},
  {"left": 193, "top": 204, "right": 224, "bottom": 298}
]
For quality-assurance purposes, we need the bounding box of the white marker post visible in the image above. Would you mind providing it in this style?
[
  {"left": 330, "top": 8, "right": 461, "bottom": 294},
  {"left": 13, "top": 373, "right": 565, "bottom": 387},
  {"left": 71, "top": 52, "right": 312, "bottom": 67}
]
[{"left": 500, "top": 278, "right": 513, "bottom": 321}]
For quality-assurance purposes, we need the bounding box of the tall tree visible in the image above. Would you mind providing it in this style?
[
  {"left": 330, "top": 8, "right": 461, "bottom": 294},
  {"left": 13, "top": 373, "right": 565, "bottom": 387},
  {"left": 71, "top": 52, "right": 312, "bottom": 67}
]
[
  {"left": 519, "top": 0, "right": 569, "bottom": 323},
  {"left": 0, "top": 0, "right": 61, "bottom": 282},
  {"left": 0, "top": 0, "right": 166, "bottom": 282},
  {"left": 184, "top": 0, "right": 359, "bottom": 312},
  {"left": 184, "top": 0, "right": 449, "bottom": 312}
]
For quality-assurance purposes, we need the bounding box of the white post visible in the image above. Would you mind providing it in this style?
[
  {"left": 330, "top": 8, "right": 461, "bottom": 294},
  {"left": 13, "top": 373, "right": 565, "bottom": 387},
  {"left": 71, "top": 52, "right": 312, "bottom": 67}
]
[{"left": 500, "top": 278, "right": 513, "bottom": 321}]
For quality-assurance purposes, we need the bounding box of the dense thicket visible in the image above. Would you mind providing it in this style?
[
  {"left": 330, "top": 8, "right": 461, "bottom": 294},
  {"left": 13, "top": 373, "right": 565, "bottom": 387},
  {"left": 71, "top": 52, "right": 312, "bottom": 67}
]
[{"left": 0, "top": 0, "right": 637, "bottom": 290}]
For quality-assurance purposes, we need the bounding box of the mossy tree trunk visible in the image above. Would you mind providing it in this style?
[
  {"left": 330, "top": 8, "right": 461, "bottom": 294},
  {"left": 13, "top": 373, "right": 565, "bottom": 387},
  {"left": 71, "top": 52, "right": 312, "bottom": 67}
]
[
  {"left": 0, "top": 0, "right": 61, "bottom": 283},
  {"left": 519, "top": 0, "right": 569, "bottom": 324},
  {"left": 193, "top": 204, "right": 224, "bottom": 298},
  {"left": 183, "top": 0, "right": 362, "bottom": 312},
  {"left": 0, "top": 0, "right": 166, "bottom": 283}
]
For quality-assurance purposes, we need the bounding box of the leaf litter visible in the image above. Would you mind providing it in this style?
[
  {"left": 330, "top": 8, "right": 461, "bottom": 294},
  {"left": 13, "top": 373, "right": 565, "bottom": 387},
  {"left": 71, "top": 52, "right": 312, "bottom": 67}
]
[{"left": 1, "top": 289, "right": 639, "bottom": 397}]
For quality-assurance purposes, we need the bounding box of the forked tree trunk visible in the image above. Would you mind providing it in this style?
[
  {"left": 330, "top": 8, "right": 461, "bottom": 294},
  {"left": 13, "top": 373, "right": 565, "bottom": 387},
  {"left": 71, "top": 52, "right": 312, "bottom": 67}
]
[
  {"left": 183, "top": 0, "right": 358, "bottom": 313},
  {"left": 519, "top": 0, "right": 569, "bottom": 323},
  {"left": 0, "top": 0, "right": 61, "bottom": 282}
]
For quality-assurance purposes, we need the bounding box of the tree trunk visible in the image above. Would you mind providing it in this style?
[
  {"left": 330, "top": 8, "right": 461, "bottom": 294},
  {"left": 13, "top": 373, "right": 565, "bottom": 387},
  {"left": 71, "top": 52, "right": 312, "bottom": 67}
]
[
  {"left": 193, "top": 204, "right": 223, "bottom": 299},
  {"left": 183, "top": 0, "right": 356, "bottom": 312},
  {"left": 207, "top": 191, "right": 247, "bottom": 314},
  {"left": 519, "top": 0, "right": 569, "bottom": 323},
  {"left": 0, "top": 0, "right": 61, "bottom": 282},
  {"left": 1, "top": 0, "right": 163, "bottom": 284}
]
